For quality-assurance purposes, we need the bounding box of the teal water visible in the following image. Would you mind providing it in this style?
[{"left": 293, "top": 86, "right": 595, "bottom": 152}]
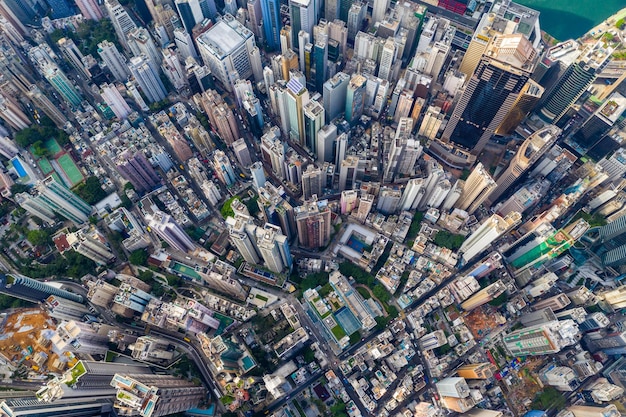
[{"left": 515, "top": 0, "right": 625, "bottom": 41}]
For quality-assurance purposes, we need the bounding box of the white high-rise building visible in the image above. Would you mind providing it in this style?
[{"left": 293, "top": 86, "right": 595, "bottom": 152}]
[
  {"left": 250, "top": 162, "right": 266, "bottom": 190},
  {"left": 372, "top": 0, "right": 389, "bottom": 23},
  {"left": 128, "top": 27, "right": 161, "bottom": 71},
  {"left": 66, "top": 227, "right": 116, "bottom": 265},
  {"left": 418, "top": 106, "right": 444, "bottom": 140},
  {"left": 161, "top": 47, "right": 187, "bottom": 89},
  {"left": 399, "top": 178, "right": 424, "bottom": 211},
  {"left": 196, "top": 14, "right": 256, "bottom": 90},
  {"left": 100, "top": 83, "right": 131, "bottom": 119},
  {"left": 460, "top": 212, "right": 521, "bottom": 262},
  {"left": 504, "top": 320, "right": 580, "bottom": 356},
  {"left": 129, "top": 55, "right": 167, "bottom": 103},
  {"left": 378, "top": 38, "right": 396, "bottom": 81},
  {"left": 105, "top": 0, "right": 137, "bottom": 50},
  {"left": 302, "top": 164, "right": 324, "bottom": 200},
  {"left": 173, "top": 27, "right": 198, "bottom": 60},
  {"left": 146, "top": 210, "right": 196, "bottom": 252},
  {"left": 317, "top": 123, "right": 337, "bottom": 163},
  {"left": 98, "top": 40, "right": 130, "bottom": 82}
]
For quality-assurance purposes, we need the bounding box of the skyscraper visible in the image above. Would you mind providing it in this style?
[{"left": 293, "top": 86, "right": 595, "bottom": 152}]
[
  {"left": 129, "top": 55, "right": 167, "bottom": 103},
  {"left": 289, "top": 0, "right": 316, "bottom": 47},
  {"left": 314, "top": 39, "right": 328, "bottom": 93},
  {"left": 0, "top": 397, "right": 116, "bottom": 417},
  {"left": 98, "top": 40, "right": 130, "bottom": 83},
  {"left": 285, "top": 76, "right": 310, "bottom": 145},
  {"left": 261, "top": 0, "right": 281, "bottom": 50},
  {"left": 539, "top": 41, "right": 613, "bottom": 124},
  {"left": 372, "top": 0, "right": 389, "bottom": 23},
  {"left": 173, "top": 27, "right": 198, "bottom": 60},
  {"left": 100, "top": 83, "right": 132, "bottom": 119},
  {"left": 438, "top": 34, "right": 537, "bottom": 162},
  {"left": 303, "top": 100, "right": 324, "bottom": 154},
  {"left": 301, "top": 164, "right": 323, "bottom": 200},
  {"left": 317, "top": 123, "right": 337, "bottom": 163},
  {"left": 250, "top": 161, "right": 266, "bottom": 190},
  {"left": 345, "top": 73, "right": 366, "bottom": 124},
  {"left": 323, "top": 71, "right": 349, "bottom": 123},
  {"left": 43, "top": 65, "right": 83, "bottom": 107},
  {"left": 145, "top": 210, "right": 197, "bottom": 252},
  {"left": 257, "top": 223, "right": 292, "bottom": 273},
  {"left": 487, "top": 125, "right": 561, "bottom": 204},
  {"left": 459, "top": 212, "right": 521, "bottom": 263},
  {"left": 0, "top": 273, "right": 84, "bottom": 303},
  {"left": 105, "top": 0, "right": 137, "bottom": 50},
  {"left": 454, "top": 163, "right": 496, "bottom": 215},
  {"left": 213, "top": 150, "right": 237, "bottom": 186},
  {"left": 67, "top": 227, "right": 116, "bottom": 265},
  {"left": 110, "top": 374, "right": 205, "bottom": 417},
  {"left": 116, "top": 151, "right": 160, "bottom": 193},
  {"left": 16, "top": 177, "right": 92, "bottom": 225},
  {"left": 128, "top": 27, "right": 162, "bottom": 72},
  {"left": 0, "top": 94, "right": 30, "bottom": 130},
  {"left": 175, "top": 0, "right": 204, "bottom": 34},
  {"left": 294, "top": 197, "right": 332, "bottom": 249},
  {"left": 495, "top": 79, "right": 544, "bottom": 136},
  {"left": 75, "top": 0, "right": 103, "bottom": 20}
]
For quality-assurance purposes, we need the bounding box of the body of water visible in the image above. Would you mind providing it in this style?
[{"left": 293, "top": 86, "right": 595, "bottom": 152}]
[{"left": 515, "top": 0, "right": 625, "bottom": 41}]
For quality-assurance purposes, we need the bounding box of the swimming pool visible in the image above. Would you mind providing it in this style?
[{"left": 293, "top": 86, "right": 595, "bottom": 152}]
[{"left": 11, "top": 158, "right": 27, "bottom": 177}]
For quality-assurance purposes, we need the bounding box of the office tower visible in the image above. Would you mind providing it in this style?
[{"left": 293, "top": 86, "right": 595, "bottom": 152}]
[
  {"left": 394, "top": 90, "right": 414, "bottom": 123},
  {"left": 100, "top": 83, "right": 131, "bottom": 119},
  {"left": 58, "top": 38, "right": 91, "bottom": 79},
  {"left": 487, "top": 125, "right": 561, "bottom": 204},
  {"left": 317, "top": 123, "right": 337, "bottom": 163},
  {"left": 213, "top": 150, "right": 237, "bottom": 186},
  {"left": 338, "top": 155, "right": 358, "bottom": 192},
  {"left": 496, "top": 80, "right": 544, "bottom": 135},
  {"left": 340, "top": 190, "right": 358, "bottom": 214},
  {"left": 461, "top": 280, "right": 507, "bottom": 311},
  {"left": 457, "top": 363, "right": 495, "bottom": 380},
  {"left": 128, "top": 27, "right": 161, "bottom": 71},
  {"left": 199, "top": 90, "right": 240, "bottom": 145},
  {"left": 261, "top": 127, "right": 286, "bottom": 179},
  {"left": 289, "top": 0, "right": 316, "bottom": 46},
  {"left": 24, "top": 85, "right": 67, "bottom": 127},
  {"left": 579, "top": 312, "right": 610, "bottom": 332},
  {"left": 105, "top": 0, "right": 137, "bottom": 50},
  {"left": 314, "top": 39, "right": 328, "bottom": 93},
  {"left": 418, "top": 106, "right": 444, "bottom": 140},
  {"left": 146, "top": 210, "right": 196, "bottom": 252},
  {"left": 116, "top": 151, "right": 160, "bottom": 193},
  {"left": 354, "top": 193, "right": 373, "bottom": 222},
  {"left": 440, "top": 34, "right": 536, "bottom": 161},
  {"left": 345, "top": 73, "right": 366, "bottom": 124},
  {"left": 399, "top": 178, "right": 423, "bottom": 211},
  {"left": 335, "top": 132, "right": 347, "bottom": 167},
  {"left": 111, "top": 374, "right": 205, "bottom": 417},
  {"left": 228, "top": 214, "right": 261, "bottom": 263},
  {"left": 504, "top": 320, "right": 579, "bottom": 356},
  {"left": 347, "top": 1, "right": 365, "bottom": 42},
  {"left": 303, "top": 100, "right": 324, "bottom": 154},
  {"left": 175, "top": 0, "right": 209, "bottom": 34},
  {"left": 75, "top": 0, "right": 103, "bottom": 19},
  {"left": 377, "top": 187, "right": 402, "bottom": 215},
  {"left": 67, "top": 227, "right": 115, "bottom": 265},
  {"left": 16, "top": 177, "right": 92, "bottom": 225},
  {"left": 285, "top": 77, "right": 310, "bottom": 145},
  {"left": 298, "top": 31, "right": 310, "bottom": 73},
  {"left": 302, "top": 165, "right": 323, "bottom": 200},
  {"left": 377, "top": 37, "right": 396, "bottom": 81},
  {"left": 98, "top": 40, "right": 130, "bottom": 83},
  {"left": 280, "top": 26, "right": 292, "bottom": 55},
  {"left": 294, "top": 197, "right": 331, "bottom": 249},
  {"left": 38, "top": 360, "right": 151, "bottom": 402},
  {"left": 460, "top": 213, "right": 521, "bottom": 263},
  {"left": 372, "top": 0, "right": 389, "bottom": 23},
  {"left": 539, "top": 41, "right": 613, "bottom": 124},
  {"left": 232, "top": 138, "right": 252, "bottom": 168},
  {"left": 0, "top": 94, "right": 30, "bottom": 130},
  {"left": 261, "top": 0, "right": 281, "bottom": 50},
  {"left": 247, "top": 0, "right": 262, "bottom": 38},
  {"left": 43, "top": 65, "right": 83, "bottom": 108},
  {"left": 454, "top": 163, "right": 496, "bottom": 214},
  {"left": 173, "top": 27, "right": 198, "bottom": 60},
  {"left": 0, "top": 273, "right": 84, "bottom": 303},
  {"left": 325, "top": 0, "right": 337, "bottom": 21},
  {"left": 257, "top": 223, "right": 293, "bottom": 272},
  {"left": 323, "top": 72, "right": 349, "bottom": 123},
  {"left": 250, "top": 162, "right": 266, "bottom": 190},
  {"left": 129, "top": 55, "right": 167, "bottom": 103},
  {"left": 196, "top": 14, "right": 256, "bottom": 90},
  {"left": 0, "top": 397, "right": 116, "bottom": 417},
  {"left": 572, "top": 92, "right": 626, "bottom": 158}
]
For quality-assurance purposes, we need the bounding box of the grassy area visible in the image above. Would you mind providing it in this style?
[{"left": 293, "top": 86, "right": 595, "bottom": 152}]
[
  {"left": 531, "top": 387, "right": 566, "bottom": 410},
  {"left": 570, "top": 210, "right": 607, "bottom": 227},
  {"left": 65, "top": 361, "right": 86, "bottom": 386},
  {"left": 331, "top": 325, "right": 346, "bottom": 340},
  {"left": 255, "top": 294, "right": 268, "bottom": 302},
  {"left": 105, "top": 351, "right": 119, "bottom": 362},
  {"left": 356, "top": 287, "right": 371, "bottom": 299}
]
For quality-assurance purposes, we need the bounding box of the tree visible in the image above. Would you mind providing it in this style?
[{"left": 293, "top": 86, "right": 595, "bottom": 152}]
[
  {"left": 27, "top": 229, "right": 51, "bottom": 246},
  {"left": 220, "top": 197, "right": 238, "bottom": 218},
  {"left": 129, "top": 250, "right": 148, "bottom": 266},
  {"left": 433, "top": 230, "right": 465, "bottom": 250},
  {"left": 10, "top": 184, "right": 30, "bottom": 195},
  {"left": 73, "top": 176, "right": 107, "bottom": 204}
]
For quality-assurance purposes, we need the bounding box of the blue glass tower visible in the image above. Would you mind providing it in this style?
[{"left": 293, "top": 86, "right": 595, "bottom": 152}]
[
  {"left": 261, "top": 0, "right": 281, "bottom": 51},
  {"left": 0, "top": 273, "right": 84, "bottom": 303}
]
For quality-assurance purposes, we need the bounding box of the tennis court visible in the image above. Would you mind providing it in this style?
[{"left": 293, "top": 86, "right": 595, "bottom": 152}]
[
  {"left": 334, "top": 307, "right": 360, "bottom": 335},
  {"left": 38, "top": 158, "right": 53, "bottom": 175},
  {"left": 44, "top": 138, "right": 63, "bottom": 156},
  {"left": 57, "top": 154, "right": 84, "bottom": 186}
]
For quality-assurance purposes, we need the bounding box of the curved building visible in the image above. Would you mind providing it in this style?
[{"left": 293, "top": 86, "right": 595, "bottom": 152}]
[
  {"left": 487, "top": 125, "right": 561, "bottom": 204},
  {"left": 0, "top": 273, "right": 84, "bottom": 303}
]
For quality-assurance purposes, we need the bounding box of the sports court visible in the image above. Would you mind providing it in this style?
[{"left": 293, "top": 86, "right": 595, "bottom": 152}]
[
  {"left": 334, "top": 307, "right": 360, "bottom": 335},
  {"left": 57, "top": 154, "right": 84, "bottom": 186}
]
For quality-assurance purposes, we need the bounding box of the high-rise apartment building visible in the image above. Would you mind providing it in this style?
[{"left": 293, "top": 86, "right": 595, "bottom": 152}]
[
  {"left": 323, "top": 71, "right": 349, "bottom": 123},
  {"left": 454, "top": 163, "right": 496, "bottom": 214},
  {"left": 66, "top": 227, "right": 116, "bottom": 265},
  {"left": 173, "top": 27, "right": 198, "bottom": 60},
  {"left": 439, "top": 34, "right": 536, "bottom": 162},
  {"left": 75, "top": 0, "right": 103, "bottom": 19},
  {"left": 0, "top": 273, "right": 84, "bottom": 303},
  {"left": 289, "top": 0, "right": 316, "bottom": 46},
  {"left": 98, "top": 40, "right": 130, "bottom": 83},
  {"left": 129, "top": 55, "right": 167, "bottom": 103},
  {"left": 16, "top": 177, "right": 92, "bottom": 225},
  {"left": 460, "top": 280, "right": 507, "bottom": 311},
  {"left": 372, "top": 0, "right": 389, "bottom": 23},
  {"left": 459, "top": 212, "right": 521, "bottom": 263},
  {"left": 301, "top": 164, "right": 324, "bottom": 200},
  {"left": 0, "top": 94, "right": 30, "bottom": 130},
  {"left": 128, "top": 27, "right": 161, "bottom": 71},
  {"left": 213, "top": 150, "right": 237, "bottom": 186},
  {"left": 503, "top": 320, "right": 579, "bottom": 356},
  {"left": 105, "top": 0, "right": 137, "bottom": 50},
  {"left": 0, "top": 397, "right": 116, "bottom": 417},
  {"left": 145, "top": 210, "right": 196, "bottom": 253},
  {"left": 43, "top": 65, "right": 83, "bottom": 107},
  {"left": 110, "top": 373, "right": 205, "bottom": 417},
  {"left": 317, "top": 123, "right": 337, "bottom": 163},
  {"left": 100, "top": 83, "right": 132, "bottom": 119},
  {"left": 457, "top": 363, "right": 496, "bottom": 380},
  {"left": 487, "top": 125, "right": 561, "bottom": 204},
  {"left": 303, "top": 100, "right": 324, "bottom": 154},
  {"left": 294, "top": 197, "right": 332, "bottom": 249},
  {"left": 116, "top": 151, "right": 160, "bottom": 193}
]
